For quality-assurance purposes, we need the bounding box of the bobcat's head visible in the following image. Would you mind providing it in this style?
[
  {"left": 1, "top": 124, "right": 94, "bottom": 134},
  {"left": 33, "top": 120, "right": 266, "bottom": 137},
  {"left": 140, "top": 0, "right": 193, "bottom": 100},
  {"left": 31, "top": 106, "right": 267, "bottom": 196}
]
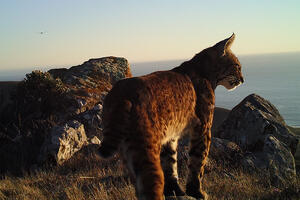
[
  {"left": 213, "top": 34, "right": 244, "bottom": 90},
  {"left": 186, "top": 33, "right": 244, "bottom": 91}
]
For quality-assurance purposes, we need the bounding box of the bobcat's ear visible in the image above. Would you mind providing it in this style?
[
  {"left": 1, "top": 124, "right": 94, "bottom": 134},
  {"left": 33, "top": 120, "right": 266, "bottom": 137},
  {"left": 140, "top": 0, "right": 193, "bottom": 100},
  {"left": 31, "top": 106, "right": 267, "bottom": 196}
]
[{"left": 214, "top": 33, "right": 235, "bottom": 56}]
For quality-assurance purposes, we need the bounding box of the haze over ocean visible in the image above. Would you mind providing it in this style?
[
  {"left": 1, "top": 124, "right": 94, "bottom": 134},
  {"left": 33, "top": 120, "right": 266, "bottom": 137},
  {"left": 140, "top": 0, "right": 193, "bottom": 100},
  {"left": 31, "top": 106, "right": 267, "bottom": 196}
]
[{"left": 0, "top": 52, "right": 299, "bottom": 127}]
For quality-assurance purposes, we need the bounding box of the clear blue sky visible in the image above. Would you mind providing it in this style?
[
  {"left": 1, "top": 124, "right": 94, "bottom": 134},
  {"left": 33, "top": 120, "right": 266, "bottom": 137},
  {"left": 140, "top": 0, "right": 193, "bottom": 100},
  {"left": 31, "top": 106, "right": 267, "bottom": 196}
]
[{"left": 1, "top": 0, "right": 300, "bottom": 69}]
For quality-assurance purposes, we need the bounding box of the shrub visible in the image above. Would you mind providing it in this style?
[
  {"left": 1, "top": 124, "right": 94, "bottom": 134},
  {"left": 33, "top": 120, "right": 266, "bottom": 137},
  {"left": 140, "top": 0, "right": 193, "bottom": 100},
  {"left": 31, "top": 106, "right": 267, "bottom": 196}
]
[{"left": 16, "top": 70, "right": 69, "bottom": 118}]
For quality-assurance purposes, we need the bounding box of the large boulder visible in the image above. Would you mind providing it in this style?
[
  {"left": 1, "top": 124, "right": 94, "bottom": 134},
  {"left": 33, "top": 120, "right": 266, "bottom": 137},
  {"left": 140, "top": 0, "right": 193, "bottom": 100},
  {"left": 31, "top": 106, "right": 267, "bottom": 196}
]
[
  {"left": 216, "top": 94, "right": 298, "bottom": 186},
  {"left": 216, "top": 94, "right": 298, "bottom": 155}
]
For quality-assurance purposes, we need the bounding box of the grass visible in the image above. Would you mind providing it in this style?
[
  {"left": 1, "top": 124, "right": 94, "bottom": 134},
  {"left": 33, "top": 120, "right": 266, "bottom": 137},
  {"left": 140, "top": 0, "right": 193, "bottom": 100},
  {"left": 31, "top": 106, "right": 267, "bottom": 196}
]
[
  {"left": 0, "top": 149, "right": 136, "bottom": 200},
  {"left": 0, "top": 146, "right": 299, "bottom": 200}
]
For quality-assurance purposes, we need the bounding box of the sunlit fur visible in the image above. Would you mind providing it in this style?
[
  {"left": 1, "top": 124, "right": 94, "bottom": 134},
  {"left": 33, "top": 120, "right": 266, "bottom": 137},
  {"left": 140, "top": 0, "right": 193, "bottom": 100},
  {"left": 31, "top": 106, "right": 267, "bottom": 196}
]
[{"left": 98, "top": 34, "right": 244, "bottom": 200}]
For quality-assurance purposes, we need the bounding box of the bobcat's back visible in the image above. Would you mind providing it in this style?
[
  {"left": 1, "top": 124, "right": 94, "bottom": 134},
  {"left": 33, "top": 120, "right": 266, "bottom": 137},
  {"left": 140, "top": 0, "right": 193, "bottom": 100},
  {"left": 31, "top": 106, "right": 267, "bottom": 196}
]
[{"left": 99, "top": 70, "right": 197, "bottom": 158}]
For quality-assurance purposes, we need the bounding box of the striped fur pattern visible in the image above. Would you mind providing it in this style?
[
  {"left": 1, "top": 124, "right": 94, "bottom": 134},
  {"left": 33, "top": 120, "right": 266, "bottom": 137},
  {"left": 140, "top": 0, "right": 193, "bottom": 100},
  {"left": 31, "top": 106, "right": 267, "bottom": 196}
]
[{"left": 98, "top": 34, "right": 243, "bottom": 200}]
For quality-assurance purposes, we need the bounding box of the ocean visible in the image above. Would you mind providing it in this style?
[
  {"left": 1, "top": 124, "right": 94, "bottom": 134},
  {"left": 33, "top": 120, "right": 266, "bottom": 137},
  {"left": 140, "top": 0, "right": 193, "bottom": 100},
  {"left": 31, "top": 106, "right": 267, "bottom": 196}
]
[{"left": 1, "top": 52, "right": 299, "bottom": 127}]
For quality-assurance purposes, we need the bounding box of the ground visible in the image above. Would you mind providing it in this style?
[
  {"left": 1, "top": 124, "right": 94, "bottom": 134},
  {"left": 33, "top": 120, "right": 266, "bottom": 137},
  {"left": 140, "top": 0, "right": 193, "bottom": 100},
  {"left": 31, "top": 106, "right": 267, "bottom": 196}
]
[{"left": 0, "top": 144, "right": 299, "bottom": 200}]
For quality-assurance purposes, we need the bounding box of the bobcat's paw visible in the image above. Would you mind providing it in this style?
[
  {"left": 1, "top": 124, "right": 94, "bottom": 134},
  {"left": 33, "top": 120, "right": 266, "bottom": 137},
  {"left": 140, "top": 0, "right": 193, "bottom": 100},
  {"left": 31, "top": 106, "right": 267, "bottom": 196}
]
[
  {"left": 164, "top": 178, "right": 185, "bottom": 196},
  {"left": 186, "top": 182, "right": 208, "bottom": 200},
  {"left": 98, "top": 145, "right": 114, "bottom": 158}
]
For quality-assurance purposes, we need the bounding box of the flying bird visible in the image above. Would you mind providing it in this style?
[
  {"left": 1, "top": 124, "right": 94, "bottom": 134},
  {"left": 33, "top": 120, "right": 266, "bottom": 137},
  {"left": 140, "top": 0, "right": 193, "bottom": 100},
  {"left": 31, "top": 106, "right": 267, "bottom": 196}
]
[{"left": 38, "top": 31, "right": 47, "bottom": 35}]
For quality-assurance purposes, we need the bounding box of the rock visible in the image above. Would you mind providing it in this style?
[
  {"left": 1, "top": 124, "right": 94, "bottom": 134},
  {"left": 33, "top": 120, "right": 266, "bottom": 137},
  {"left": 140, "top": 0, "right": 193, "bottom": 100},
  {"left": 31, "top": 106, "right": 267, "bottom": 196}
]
[
  {"left": 211, "top": 107, "right": 230, "bottom": 135},
  {"left": 48, "top": 57, "right": 131, "bottom": 136},
  {"left": 89, "top": 136, "right": 101, "bottom": 145},
  {"left": 48, "top": 57, "right": 132, "bottom": 117},
  {"left": 77, "top": 105, "right": 103, "bottom": 138},
  {"left": 93, "top": 103, "right": 103, "bottom": 111},
  {"left": 242, "top": 135, "right": 296, "bottom": 187},
  {"left": 216, "top": 94, "right": 298, "bottom": 155},
  {"left": 39, "top": 120, "right": 88, "bottom": 165},
  {"left": 216, "top": 94, "right": 298, "bottom": 187},
  {"left": 49, "top": 56, "right": 131, "bottom": 87}
]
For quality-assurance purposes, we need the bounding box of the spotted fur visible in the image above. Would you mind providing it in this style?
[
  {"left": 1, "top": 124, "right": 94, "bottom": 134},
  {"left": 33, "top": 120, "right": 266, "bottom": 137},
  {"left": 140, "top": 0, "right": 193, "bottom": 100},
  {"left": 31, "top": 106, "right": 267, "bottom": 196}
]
[{"left": 99, "top": 34, "right": 243, "bottom": 200}]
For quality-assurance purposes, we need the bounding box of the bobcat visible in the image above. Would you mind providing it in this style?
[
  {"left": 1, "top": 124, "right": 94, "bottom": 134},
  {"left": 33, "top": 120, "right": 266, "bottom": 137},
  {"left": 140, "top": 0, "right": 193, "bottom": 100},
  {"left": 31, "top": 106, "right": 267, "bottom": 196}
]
[{"left": 99, "top": 34, "right": 244, "bottom": 200}]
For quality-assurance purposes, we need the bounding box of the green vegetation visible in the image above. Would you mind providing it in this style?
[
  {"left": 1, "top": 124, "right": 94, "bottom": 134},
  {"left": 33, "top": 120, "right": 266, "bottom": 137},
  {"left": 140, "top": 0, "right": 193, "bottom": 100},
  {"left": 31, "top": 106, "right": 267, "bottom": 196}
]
[
  {"left": 21, "top": 70, "right": 67, "bottom": 94},
  {"left": 16, "top": 70, "right": 69, "bottom": 115}
]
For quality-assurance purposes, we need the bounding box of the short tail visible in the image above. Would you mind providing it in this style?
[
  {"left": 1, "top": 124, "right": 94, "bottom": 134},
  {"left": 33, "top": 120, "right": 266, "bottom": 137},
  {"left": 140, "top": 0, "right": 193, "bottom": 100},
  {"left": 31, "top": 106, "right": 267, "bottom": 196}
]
[
  {"left": 98, "top": 99, "right": 132, "bottom": 158},
  {"left": 98, "top": 129, "right": 124, "bottom": 158}
]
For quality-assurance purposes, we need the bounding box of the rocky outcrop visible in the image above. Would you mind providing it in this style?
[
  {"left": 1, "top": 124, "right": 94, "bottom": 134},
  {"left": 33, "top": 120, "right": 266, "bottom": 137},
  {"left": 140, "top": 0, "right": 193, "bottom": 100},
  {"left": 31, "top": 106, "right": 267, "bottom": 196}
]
[
  {"left": 48, "top": 56, "right": 132, "bottom": 117},
  {"left": 49, "top": 57, "right": 131, "bottom": 86},
  {"left": 0, "top": 57, "right": 131, "bottom": 173},
  {"left": 215, "top": 94, "right": 298, "bottom": 186}
]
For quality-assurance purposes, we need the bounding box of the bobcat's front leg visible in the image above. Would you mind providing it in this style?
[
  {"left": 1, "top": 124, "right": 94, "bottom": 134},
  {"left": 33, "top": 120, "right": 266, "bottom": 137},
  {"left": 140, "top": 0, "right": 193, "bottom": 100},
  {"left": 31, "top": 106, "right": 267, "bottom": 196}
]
[
  {"left": 185, "top": 78, "right": 214, "bottom": 200},
  {"left": 186, "top": 121, "right": 211, "bottom": 200}
]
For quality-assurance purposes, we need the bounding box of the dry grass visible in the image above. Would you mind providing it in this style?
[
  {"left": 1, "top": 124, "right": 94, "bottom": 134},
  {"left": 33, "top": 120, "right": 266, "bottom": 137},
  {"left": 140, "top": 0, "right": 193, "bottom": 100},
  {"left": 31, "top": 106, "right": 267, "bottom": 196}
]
[
  {"left": 0, "top": 148, "right": 299, "bottom": 200},
  {"left": 203, "top": 169, "right": 299, "bottom": 200},
  {"left": 0, "top": 150, "right": 136, "bottom": 200},
  {"left": 0, "top": 132, "right": 300, "bottom": 200}
]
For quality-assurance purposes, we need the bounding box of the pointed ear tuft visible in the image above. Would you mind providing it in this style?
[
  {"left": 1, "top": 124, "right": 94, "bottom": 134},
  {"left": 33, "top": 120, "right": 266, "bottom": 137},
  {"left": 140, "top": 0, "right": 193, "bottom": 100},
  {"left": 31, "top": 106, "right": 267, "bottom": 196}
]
[
  {"left": 213, "top": 33, "right": 236, "bottom": 56},
  {"left": 225, "top": 33, "right": 235, "bottom": 49}
]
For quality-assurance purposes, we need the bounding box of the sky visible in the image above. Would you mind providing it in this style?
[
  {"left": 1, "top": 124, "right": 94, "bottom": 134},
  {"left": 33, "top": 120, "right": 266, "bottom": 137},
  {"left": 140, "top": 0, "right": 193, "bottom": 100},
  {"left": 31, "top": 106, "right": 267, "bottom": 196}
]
[{"left": 1, "top": 0, "right": 300, "bottom": 70}]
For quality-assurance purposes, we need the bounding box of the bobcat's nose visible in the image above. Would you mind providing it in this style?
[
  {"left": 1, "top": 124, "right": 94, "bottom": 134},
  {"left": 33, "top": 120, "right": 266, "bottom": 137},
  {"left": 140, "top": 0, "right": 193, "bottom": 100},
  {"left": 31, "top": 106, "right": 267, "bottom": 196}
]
[{"left": 240, "top": 77, "right": 244, "bottom": 83}]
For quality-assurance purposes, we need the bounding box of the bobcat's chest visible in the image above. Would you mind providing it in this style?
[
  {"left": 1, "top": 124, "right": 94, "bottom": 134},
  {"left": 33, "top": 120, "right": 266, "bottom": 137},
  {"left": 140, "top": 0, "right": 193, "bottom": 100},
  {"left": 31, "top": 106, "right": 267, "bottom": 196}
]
[{"left": 161, "top": 121, "right": 192, "bottom": 145}]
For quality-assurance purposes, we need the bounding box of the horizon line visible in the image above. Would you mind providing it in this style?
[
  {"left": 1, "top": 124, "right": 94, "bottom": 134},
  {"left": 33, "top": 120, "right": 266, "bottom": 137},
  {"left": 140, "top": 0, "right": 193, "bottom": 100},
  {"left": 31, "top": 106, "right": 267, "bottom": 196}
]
[{"left": 1, "top": 50, "right": 300, "bottom": 71}]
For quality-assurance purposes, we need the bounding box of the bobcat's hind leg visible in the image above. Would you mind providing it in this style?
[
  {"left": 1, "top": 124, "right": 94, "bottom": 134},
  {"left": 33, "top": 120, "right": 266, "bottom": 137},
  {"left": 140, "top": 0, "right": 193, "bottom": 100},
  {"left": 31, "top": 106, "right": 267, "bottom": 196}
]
[
  {"left": 121, "top": 136, "right": 164, "bottom": 200},
  {"left": 186, "top": 121, "right": 211, "bottom": 200},
  {"left": 160, "top": 138, "right": 185, "bottom": 196}
]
